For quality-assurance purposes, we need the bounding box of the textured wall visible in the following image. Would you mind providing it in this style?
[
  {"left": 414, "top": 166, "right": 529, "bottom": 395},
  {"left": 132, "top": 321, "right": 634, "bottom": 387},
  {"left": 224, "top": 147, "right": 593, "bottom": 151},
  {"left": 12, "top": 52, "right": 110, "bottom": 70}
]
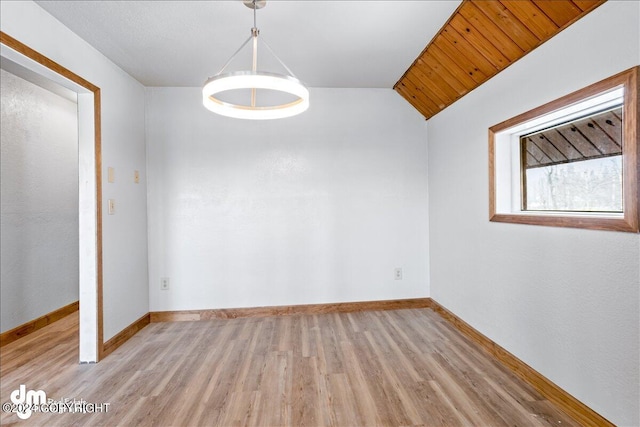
[
  {"left": 426, "top": 2, "right": 639, "bottom": 425},
  {"left": 146, "top": 87, "right": 429, "bottom": 311},
  {"left": 1, "top": 68, "right": 79, "bottom": 332}
]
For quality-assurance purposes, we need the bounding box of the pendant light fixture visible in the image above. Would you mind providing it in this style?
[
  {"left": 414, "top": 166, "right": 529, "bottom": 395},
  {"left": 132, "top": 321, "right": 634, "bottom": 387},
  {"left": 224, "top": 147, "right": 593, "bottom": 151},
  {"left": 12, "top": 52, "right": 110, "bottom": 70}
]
[{"left": 202, "top": 0, "right": 309, "bottom": 120}]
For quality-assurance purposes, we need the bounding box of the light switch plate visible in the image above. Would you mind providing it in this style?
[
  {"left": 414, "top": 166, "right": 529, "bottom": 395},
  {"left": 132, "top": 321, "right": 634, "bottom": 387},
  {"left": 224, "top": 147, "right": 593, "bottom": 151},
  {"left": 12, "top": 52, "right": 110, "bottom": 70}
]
[{"left": 108, "top": 167, "right": 115, "bottom": 183}]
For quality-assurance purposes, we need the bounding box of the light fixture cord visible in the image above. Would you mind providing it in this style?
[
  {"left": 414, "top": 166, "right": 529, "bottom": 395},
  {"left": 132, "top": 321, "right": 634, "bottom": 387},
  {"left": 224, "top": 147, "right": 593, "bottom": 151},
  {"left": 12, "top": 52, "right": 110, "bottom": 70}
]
[
  {"left": 261, "top": 37, "right": 299, "bottom": 79},
  {"left": 251, "top": 0, "right": 258, "bottom": 107},
  {"left": 214, "top": 34, "right": 253, "bottom": 76},
  {"left": 252, "top": 0, "right": 299, "bottom": 80},
  {"left": 214, "top": 0, "right": 259, "bottom": 77}
]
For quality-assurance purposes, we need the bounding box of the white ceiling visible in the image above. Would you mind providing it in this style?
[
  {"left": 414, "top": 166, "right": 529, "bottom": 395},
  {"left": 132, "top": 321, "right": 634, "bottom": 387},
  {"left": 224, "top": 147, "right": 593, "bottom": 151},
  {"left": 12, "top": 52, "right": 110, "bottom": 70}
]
[{"left": 35, "top": 0, "right": 462, "bottom": 88}]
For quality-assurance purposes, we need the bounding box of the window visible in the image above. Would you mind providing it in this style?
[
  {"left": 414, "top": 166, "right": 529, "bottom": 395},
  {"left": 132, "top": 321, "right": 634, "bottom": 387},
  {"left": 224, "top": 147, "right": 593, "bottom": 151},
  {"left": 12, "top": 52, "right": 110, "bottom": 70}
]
[
  {"left": 489, "top": 66, "right": 639, "bottom": 232},
  {"left": 521, "top": 104, "right": 623, "bottom": 213}
]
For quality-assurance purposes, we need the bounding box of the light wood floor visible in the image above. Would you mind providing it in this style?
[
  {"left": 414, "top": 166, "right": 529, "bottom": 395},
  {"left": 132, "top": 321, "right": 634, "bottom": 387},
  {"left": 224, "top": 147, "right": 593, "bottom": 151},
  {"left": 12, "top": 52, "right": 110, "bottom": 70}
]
[{"left": 0, "top": 308, "right": 578, "bottom": 426}]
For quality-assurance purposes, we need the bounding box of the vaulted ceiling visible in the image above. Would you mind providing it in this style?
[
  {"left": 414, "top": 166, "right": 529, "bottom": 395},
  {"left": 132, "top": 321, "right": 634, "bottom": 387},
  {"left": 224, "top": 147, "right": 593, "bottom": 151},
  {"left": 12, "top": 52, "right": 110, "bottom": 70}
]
[
  {"left": 395, "top": 0, "right": 606, "bottom": 119},
  {"left": 34, "top": 1, "right": 462, "bottom": 88},
  {"left": 33, "top": 0, "right": 606, "bottom": 120}
]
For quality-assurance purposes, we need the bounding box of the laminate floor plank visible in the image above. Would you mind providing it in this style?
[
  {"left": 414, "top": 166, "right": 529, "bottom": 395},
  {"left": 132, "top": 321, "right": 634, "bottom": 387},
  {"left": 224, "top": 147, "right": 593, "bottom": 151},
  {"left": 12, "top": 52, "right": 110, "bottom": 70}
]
[{"left": 1, "top": 309, "right": 579, "bottom": 426}]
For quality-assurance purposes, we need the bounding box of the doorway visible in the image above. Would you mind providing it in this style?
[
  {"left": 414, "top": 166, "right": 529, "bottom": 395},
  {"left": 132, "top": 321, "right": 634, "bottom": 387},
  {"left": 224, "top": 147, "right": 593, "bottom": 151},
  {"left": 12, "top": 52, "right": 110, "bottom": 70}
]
[{"left": 0, "top": 32, "right": 103, "bottom": 362}]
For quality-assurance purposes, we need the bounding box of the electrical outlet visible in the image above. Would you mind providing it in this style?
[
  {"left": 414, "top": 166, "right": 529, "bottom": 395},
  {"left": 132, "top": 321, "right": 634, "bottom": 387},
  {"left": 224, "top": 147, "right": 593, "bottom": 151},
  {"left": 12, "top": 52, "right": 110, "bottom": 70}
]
[
  {"left": 160, "top": 277, "right": 170, "bottom": 290},
  {"left": 394, "top": 268, "right": 403, "bottom": 280}
]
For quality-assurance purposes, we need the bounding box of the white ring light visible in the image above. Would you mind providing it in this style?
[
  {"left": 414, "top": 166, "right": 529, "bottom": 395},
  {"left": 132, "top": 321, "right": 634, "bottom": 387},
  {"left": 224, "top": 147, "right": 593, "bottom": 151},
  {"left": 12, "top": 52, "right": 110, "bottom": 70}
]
[{"left": 203, "top": 71, "right": 310, "bottom": 120}]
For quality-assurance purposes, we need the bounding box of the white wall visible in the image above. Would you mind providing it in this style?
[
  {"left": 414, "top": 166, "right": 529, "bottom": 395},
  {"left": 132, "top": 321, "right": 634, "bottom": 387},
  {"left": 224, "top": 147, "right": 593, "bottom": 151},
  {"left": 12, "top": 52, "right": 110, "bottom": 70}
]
[
  {"left": 426, "top": 2, "right": 639, "bottom": 426},
  {"left": 0, "top": 1, "right": 149, "bottom": 341},
  {"left": 1, "top": 68, "right": 78, "bottom": 332},
  {"left": 146, "top": 87, "right": 428, "bottom": 311}
]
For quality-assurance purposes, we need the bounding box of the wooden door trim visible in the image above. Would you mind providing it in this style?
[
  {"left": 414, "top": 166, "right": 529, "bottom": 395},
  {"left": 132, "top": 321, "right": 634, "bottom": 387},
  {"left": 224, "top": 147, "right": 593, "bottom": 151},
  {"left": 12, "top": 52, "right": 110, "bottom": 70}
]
[{"left": 0, "top": 31, "right": 104, "bottom": 361}]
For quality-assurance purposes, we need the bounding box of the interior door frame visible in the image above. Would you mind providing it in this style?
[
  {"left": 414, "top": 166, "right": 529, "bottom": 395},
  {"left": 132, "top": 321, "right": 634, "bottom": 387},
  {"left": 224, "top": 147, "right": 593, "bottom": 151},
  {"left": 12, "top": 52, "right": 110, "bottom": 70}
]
[{"left": 0, "top": 31, "right": 104, "bottom": 362}]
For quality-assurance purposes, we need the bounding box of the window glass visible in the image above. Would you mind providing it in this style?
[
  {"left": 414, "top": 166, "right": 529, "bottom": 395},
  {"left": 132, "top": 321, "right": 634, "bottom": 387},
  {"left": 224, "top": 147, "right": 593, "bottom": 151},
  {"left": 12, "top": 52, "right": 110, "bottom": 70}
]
[{"left": 521, "top": 106, "right": 623, "bottom": 212}]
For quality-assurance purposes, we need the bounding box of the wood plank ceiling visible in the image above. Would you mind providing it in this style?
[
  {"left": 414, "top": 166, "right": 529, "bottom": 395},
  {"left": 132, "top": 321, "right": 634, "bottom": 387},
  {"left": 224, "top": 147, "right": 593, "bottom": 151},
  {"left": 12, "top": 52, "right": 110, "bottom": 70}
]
[
  {"left": 394, "top": 0, "right": 606, "bottom": 120},
  {"left": 523, "top": 106, "right": 622, "bottom": 168}
]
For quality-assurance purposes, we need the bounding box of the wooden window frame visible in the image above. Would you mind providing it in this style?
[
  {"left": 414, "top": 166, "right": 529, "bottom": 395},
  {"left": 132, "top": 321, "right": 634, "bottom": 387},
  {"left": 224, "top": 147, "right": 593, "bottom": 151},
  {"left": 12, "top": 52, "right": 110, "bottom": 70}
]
[{"left": 489, "top": 66, "right": 639, "bottom": 233}]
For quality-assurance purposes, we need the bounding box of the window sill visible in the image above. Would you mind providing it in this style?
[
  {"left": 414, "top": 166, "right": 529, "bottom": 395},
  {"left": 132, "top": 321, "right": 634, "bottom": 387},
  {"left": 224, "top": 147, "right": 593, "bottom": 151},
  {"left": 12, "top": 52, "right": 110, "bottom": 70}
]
[{"left": 489, "top": 212, "right": 637, "bottom": 233}]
